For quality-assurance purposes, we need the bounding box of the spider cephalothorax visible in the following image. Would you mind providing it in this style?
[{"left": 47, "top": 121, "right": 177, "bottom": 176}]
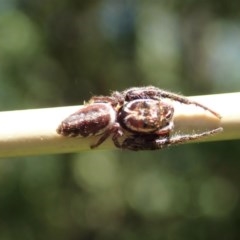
[{"left": 118, "top": 99, "right": 174, "bottom": 135}]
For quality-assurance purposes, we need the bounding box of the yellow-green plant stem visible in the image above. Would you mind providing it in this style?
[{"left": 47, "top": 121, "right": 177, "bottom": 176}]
[{"left": 0, "top": 92, "right": 238, "bottom": 158}]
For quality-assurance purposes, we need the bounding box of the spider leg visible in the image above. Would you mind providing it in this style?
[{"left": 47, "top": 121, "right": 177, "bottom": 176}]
[
  {"left": 120, "top": 127, "right": 223, "bottom": 151},
  {"left": 152, "top": 89, "right": 221, "bottom": 119},
  {"left": 112, "top": 133, "right": 123, "bottom": 148},
  {"left": 155, "top": 121, "right": 174, "bottom": 136},
  {"left": 111, "top": 91, "right": 125, "bottom": 104},
  {"left": 154, "top": 127, "right": 223, "bottom": 148},
  {"left": 89, "top": 96, "right": 119, "bottom": 106},
  {"left": 90, "top": 123, "right": 123, "bottom": 149},
  {"left": 123, "top": 86, "right": 221, "bottom": 119},
  {"left": 120, "top": 133, "right": 166, "bottom": 151},
  {"left": 123, "top": 86, "right": 158, "bottom": 100}
]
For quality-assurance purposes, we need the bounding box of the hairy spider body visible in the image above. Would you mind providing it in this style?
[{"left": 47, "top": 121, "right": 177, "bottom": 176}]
[{"left": 57, "top": 86, "right": 222, "bottom": 150}]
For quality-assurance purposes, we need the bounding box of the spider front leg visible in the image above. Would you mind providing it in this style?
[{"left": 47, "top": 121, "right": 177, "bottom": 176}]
[
  {"left": 120, "top": 127, "right": 223, "bottom": 151},
  {"left": 150, "top": 88, "right": 221, "bottom": 119},
  {"left": 124, "top": 86, "right": 221, "bottom": 119}
]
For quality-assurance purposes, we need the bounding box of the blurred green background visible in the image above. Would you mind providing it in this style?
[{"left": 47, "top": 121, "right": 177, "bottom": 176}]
[{"left": 0, "top": 0, "right": 240, "bottom": 239}]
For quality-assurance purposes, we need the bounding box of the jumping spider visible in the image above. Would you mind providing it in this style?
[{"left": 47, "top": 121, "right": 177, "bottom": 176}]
[{"left": 57, "top": 86, "right": 222, "bottom": 151}]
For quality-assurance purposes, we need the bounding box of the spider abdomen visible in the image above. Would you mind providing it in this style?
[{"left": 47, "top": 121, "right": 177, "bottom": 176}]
[{"left": 57, "top": 103, "right": 116, "bottom": 137}]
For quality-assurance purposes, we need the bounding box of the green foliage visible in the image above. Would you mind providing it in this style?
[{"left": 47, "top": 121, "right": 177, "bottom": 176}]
[{"left": 0, "top": 0, "right": 240, "bottom": 239}]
